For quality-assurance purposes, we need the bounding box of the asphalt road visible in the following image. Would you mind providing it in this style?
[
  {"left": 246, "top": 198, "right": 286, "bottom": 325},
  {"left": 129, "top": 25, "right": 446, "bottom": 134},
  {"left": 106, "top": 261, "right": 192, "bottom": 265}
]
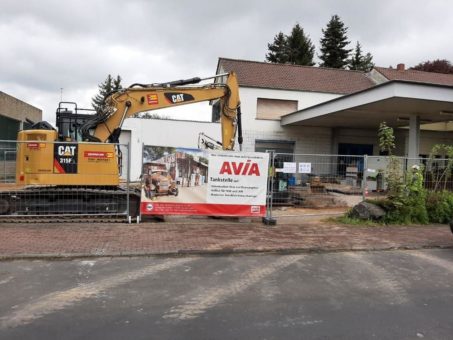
[{"left": 1, "top": 249, "right": 453, "bottom": 339}]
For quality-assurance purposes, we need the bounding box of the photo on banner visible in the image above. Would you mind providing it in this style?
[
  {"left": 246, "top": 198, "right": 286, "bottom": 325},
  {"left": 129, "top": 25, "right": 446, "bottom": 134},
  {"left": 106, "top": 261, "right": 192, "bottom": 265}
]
[{"left": 140, "top": 145, "right": 269, "bottom": 217}]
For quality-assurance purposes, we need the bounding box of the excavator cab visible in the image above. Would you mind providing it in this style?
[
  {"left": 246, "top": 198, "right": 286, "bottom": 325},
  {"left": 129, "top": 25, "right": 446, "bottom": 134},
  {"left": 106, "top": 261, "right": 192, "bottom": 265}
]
[{"left": 55, "top": 102, "right": 95, "bottom": 142}]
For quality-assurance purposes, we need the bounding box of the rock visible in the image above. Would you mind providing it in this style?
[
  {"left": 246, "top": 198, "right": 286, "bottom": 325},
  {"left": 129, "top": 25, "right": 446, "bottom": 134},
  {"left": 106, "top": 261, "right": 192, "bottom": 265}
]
[
  {"left": 302, "top": 196, "right": 344, "bottom": 208},
  {"left": 350, "top": 201, "right": 386, "bottom": 220}
]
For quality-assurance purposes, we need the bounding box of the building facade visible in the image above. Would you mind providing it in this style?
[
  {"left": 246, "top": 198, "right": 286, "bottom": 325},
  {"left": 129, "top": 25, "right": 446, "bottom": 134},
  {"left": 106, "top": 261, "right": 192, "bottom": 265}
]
[
  {"left": 0, "top": 91, "right": 42, "bottom": 140},
  {"left": 121, "top": 58, "right": 453, "bottom": 181}
]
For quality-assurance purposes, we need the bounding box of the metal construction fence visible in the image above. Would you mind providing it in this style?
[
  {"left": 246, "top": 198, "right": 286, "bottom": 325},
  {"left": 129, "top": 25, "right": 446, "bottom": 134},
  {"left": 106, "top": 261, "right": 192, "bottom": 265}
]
[
  {"left": 365, "top": 155, "right": 453, "bottom": 193},
  {"left": 264, "top": 152, "right": 453, "bottom": 221},
  {"left": 0, "top": 140, "right": 135, "bottom": 220},
  {"left": 0, "top": 145, "right": 16, "bottom": 183},
  {"left": 2, "top": 138, "right": 453, "bottom": 222},
  {"left": 266, "top": 153, "right": 365, "bottom": 209}
]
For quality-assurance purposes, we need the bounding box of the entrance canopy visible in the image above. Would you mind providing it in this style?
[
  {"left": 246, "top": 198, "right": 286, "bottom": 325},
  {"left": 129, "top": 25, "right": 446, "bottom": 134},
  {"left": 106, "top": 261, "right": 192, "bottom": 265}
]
[{"left": 281, "top": 81, "right": 453, "bottom": 130}]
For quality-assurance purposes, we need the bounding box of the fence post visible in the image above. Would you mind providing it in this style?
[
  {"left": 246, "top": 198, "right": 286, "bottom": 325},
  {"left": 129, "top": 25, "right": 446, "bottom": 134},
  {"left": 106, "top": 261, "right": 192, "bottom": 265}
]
[
  {"left": 138, "top": 142, "right": 145, "bottom": 224},
  {"left": 263, "top": 150, "right": 277, "bottom": 226},
  {"left": 141, "top": 143, "right": 145, "bottom": 179},
  {"left": 3, "top": 149, "right": 5, "bottom": 183},
  {"left": 363, "top": 154, "right": 368, "bottom": 201},
  {"left": 126, "top": 142, "right": 131, "bottom": 223}
]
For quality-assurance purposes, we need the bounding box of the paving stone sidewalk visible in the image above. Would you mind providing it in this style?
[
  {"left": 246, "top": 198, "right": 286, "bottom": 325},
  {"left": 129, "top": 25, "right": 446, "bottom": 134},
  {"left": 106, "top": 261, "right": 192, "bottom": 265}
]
[{"left": 1, "top": 213, "right": 452, "bottom": 259}]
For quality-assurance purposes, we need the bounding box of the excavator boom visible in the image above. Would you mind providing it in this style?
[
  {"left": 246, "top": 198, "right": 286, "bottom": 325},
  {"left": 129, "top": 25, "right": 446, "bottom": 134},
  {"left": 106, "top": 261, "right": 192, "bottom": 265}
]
[{"left": 83, "top": 72, "right": 241, "bottom": 150}]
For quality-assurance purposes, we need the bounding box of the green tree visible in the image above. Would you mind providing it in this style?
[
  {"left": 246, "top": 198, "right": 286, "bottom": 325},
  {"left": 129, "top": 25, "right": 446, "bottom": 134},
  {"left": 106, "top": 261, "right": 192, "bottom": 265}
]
[
  {"left": 376, "top": 121, "right": 428, "bottom": 224},
  {"left": 319, "top": 15, "right": 352, "bottom": 69},
  {"left": 348, "top": 41, "right": 374, "bottom": 71},
  {"left": 266, "top": 32, "right": 289, "bottom": 64},
  {"left": 92, "top": 74, "right": 123, "bottom": 112},
  {"left": 286, "top": 23, "right": 315, "bottom": 65},
  {"left": 378, "top": 122, "right": 403, "bottom": 198},
  {"left": 266, "top": 23, "right": 315, "bottom": 66},
  {"left": 378, "top": 121, "right": 395, "bottom": 155}
]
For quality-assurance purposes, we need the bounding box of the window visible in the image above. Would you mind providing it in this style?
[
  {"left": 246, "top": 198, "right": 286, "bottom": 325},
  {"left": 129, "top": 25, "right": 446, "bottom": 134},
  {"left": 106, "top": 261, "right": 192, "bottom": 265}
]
[
  {"left": 0, "top": 114, "right": 20, "bottom": 140},
  {"left": 256, "top": 98, "right": 297, "bottom": 120},
  {"left": 255, "top": 140, "right": 295, "bottom": 154},
  {"left": 255, "top": 140, "right": 295, "bottom": 202}
]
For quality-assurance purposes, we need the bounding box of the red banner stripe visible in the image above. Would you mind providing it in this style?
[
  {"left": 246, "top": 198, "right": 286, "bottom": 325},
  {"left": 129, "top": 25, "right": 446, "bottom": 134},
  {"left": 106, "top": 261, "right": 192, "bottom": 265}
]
[{"left": 140, "top": 202, "right": 266, "bottom": 217}]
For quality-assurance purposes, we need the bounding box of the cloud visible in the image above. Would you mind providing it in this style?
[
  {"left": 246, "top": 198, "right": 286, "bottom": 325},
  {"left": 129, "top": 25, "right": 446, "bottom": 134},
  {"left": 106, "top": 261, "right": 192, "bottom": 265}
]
[{"left": 1, "top": 0, "right": 453, "bottom": 123}]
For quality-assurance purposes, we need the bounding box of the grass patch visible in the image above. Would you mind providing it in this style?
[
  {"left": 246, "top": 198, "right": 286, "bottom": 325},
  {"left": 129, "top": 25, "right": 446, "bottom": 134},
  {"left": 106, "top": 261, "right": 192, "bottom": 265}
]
[{"left": 329, "top": 215, "right": 381, "bottom": 226}]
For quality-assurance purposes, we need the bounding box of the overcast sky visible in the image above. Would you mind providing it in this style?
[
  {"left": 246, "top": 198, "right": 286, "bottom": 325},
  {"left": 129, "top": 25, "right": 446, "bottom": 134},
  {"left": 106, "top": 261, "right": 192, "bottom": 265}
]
[{"left": 1, "top": 0, "right": 453, "bottom": 123}]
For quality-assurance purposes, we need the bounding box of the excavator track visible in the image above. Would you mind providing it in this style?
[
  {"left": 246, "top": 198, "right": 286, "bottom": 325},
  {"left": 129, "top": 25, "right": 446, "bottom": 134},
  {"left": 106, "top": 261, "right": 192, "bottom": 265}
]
[
  {"left": 0, "top": 215, "right": 131, "bottom": 224},
  {"left": 0, "top": 186, "right": 141, "bottom": 222}
]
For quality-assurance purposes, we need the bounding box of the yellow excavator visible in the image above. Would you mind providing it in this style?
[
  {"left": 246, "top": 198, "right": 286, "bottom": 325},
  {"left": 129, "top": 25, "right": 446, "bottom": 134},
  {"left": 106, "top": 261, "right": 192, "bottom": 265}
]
[{"left": 0, "top": 72, "right": 242, "bottom": 217}]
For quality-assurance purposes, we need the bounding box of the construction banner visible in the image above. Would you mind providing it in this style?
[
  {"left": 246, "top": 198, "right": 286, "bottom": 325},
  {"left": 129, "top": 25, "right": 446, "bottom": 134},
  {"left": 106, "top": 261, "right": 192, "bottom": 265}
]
[{"left": 140, "top": 146, "right": 269, "bottom": 217}]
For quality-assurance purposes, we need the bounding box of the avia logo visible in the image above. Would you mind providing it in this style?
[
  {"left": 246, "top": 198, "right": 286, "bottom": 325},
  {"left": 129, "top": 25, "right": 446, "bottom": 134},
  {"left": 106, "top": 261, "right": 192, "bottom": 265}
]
[
  {"left": 164, "top": 92, "right": 194, "bottom": 104},
  {"left": 219, "top": 160, "right": 260, "bottom": 176},
  {"left": 57, "top": 145, "right": 76, "bottom": 157}
]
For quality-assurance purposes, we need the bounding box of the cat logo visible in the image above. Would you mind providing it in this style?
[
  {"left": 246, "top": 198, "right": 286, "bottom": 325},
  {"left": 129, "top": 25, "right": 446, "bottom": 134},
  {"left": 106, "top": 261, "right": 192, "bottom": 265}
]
[
  {"left": 171, "top": 94, "right": 184, "bottom": 103},
  {"left": 54, "top": 143, "right": 78, "bottom": 174},
  {"left": 57, "top": 145, "right": 76, "bottom": 157},
  {"left": 164, "top": 92, "right": 194, "bottom": 104}
]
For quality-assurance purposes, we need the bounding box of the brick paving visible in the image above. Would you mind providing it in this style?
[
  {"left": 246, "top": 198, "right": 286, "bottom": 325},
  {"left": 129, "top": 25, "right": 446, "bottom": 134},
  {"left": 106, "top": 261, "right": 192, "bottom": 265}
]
[{"left": 1, "top": 213, "right": 452, "bottom": 259}]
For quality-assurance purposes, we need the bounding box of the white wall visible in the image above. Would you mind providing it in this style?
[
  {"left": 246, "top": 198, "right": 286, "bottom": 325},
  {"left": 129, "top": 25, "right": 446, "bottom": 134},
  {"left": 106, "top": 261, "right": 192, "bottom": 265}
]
[
  {"left": 118, "top": 130, "right": 131, "bottom": 180},
  {"left": 122, "top": 118, "right": 223, "bottom": 181},
  {"left": 239, "top": 87, "right": 339, "bottom": 153},
  {"left": 411, "top": 130, "right": 453, "bottom": 156},
  {"left": 239, "top": 87, "right": 339, "bottom": 133}
]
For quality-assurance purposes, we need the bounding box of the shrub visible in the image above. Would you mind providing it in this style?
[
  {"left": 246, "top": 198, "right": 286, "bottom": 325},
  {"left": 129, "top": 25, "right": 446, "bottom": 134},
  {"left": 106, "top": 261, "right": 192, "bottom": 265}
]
[
  {"left": 371, "top": 167, "right": 429, "bottom": 224},
  {"left": 426, "top": 191, "right": 453, "bottom": 223}
]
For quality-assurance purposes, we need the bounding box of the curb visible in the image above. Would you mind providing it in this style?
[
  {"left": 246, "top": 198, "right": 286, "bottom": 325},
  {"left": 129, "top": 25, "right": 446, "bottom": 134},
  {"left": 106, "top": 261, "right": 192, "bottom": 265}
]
[{"left": 1, "top": 244, "right": 452, "bottom": 261}]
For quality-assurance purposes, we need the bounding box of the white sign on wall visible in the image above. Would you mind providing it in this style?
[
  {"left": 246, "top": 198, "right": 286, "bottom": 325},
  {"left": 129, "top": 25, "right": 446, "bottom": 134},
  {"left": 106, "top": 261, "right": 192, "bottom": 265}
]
[
  {"left": 298, "top": 162, "right": 312, "bottom": 174},
  {"left": 282, "top": 162, "right": 297, "bottom": 173}
]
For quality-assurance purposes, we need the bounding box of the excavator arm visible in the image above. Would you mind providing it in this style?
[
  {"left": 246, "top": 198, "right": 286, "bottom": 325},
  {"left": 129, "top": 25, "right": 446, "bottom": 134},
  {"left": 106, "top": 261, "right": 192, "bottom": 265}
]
[{"left": 82, "top": 72, "right": 241, "bottom": 150}]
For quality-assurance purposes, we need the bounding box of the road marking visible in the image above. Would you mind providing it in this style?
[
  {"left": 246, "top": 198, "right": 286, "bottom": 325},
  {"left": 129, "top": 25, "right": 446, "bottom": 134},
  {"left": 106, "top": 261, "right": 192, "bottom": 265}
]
[
  {"left": 0, "top": 257, "right": 195, "bottom": 329},
  {"left": 0, "top": 276, "right": 14, "bottom": 285},
  {"left": 408, "top": 251, "right": 453, "bottom": 272},
  {"left": 255, "top": 316, "right": 323, "bottom": 328},
  {"left": 204, "top": 239, "right": 247, "bottom": 251},
  {"left": 343, "top": 252, "right": 409, "bottom": 305},
  {"left": 163, "top": 255, "right": 304, "bottom": 321}
]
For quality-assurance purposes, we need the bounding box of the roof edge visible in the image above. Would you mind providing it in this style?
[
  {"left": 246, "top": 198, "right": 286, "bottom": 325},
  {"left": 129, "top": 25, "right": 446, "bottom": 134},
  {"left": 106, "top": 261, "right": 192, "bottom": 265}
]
[
  {"left": 282, "top": 79, "right": 453, "bottom": 119},
  {"left": 217, "top": 57, "right": 368, "bottom": 75},
  {"left": 0, "top": 91, "right": 42, "bottom": 112},
  {"left": 231, "top": 84, "right": 347, "bottom": 96}
]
